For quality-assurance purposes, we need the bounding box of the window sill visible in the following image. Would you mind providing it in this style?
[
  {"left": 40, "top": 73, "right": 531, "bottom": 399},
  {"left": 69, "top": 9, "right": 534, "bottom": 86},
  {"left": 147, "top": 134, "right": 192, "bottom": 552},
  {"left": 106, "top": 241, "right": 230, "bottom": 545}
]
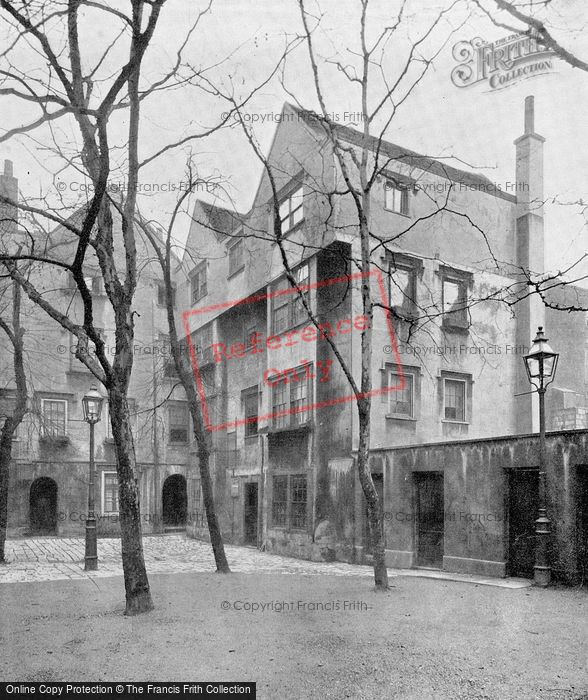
[
  {"left": 273, "top": 219, "right": 305, "bottom": 240},
  {"left": 271, "top": 316, "right": 314, "bottom": 338},
  {"left": 391, "top": 309, "right": 418, "bottom": 322},
  {"left": 385, "top": 415, "right": 417, "bottom": 422},
  {"left": 244, "top": 434, "right": 259, "bottom": 443},
  {"left": 227, "top": 267, "right": 245, "bottom": 280},
  {"left": 267, "top": 422, "right": 312, "bottom": 436},
  {"left": 441, "top": 322, "right": 469, "bottom": 333},
  {"left": 441, "top": 419, "right": 469, "bottom": 426},
  {"left": 39, "top": 435, "right": 70, "bottom": 447},
  {"left": 384, "top": 207, "right": 411, "bottom": 218}
]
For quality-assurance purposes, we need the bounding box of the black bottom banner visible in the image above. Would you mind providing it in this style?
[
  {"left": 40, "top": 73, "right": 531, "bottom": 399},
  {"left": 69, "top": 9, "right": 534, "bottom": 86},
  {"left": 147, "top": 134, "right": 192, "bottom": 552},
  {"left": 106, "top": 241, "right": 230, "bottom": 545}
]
[{"left": 0, "top": 684, "right": 256, "bottom": 699}]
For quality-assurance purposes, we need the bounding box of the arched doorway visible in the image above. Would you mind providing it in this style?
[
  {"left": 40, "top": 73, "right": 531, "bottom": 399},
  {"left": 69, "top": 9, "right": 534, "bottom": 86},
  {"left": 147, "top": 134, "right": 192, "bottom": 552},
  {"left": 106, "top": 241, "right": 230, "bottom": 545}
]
[
  {"left": 29, "top": 477, "right": 58, "bottom": 535},
  {"left": 162, "top": 474, "right": 187, "bottom": 528}
]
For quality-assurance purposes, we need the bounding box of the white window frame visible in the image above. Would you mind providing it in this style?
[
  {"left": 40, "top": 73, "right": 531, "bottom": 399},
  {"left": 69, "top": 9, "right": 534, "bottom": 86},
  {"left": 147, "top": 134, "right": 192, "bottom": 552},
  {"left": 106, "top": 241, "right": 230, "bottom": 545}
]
[
  {"left": 190, "top": 262, "right": 208, "bottom": 305},
  {"left": 440, "top": 271, "right": 470, "bottom": 329},
  {"left": 384, "top": 181, "right": 409, "bottom": 215},
  {"left": 388, "top": 370, "right": 414, "bottom": 418},
  {"left": 40, "top": 398, "right": 68, "bottom": 437},
  {"left": 101, "top": 471, "right": 119, "bottom": 514},
  {"left": 278, "top": 185, "right": 304, "bottom": 234},
  {"left": 228, "top": 238, "right": 244, "bottom": 277},
  {"left": 443, "top": 377, "right": 467, "bottom": 423},
  {"left": 168, "top": 401, "right": 190, "bottom": 444}
]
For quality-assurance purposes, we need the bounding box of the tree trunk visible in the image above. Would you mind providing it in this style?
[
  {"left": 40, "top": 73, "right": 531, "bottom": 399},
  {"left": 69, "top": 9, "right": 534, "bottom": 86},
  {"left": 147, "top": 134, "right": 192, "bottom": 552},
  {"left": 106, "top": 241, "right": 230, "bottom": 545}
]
[
  {"left": 108, "top": 389, "right": 154, "bottom": 615},
  {"left": 357, "top": 401, "right": 388, "bottom": 589},
  {"left": 181, "top": 364, "right": 230, "bottom": 573},
  {"left": 193, "top": 430, "right": 230, "bottom": 573},
  {"left": 0, "top": 423, "right": 14, "bottom": 563}
]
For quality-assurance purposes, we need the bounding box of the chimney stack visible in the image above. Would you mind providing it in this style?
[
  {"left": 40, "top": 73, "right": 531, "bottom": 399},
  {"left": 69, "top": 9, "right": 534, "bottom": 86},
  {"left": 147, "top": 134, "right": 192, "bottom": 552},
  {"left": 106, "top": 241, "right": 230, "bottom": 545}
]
[
  {"left": 0, "top": 158, "right": 18, "bottom": 237},
  {"left": 514, "top": 97, "right": 546, "bottom": 433}
]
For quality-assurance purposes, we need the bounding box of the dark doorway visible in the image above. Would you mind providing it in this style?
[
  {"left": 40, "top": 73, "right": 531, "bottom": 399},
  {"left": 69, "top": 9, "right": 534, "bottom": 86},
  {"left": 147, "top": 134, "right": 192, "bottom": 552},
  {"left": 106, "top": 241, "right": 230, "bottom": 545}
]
[
  {"left": 365, "top": 473, "right": 384, "bottom": 555},
  {"left": 415, "top": 472, "right": 444, "bottom": 568},
  {"left": 244, "top": 482, "right": 259, "bottom": 545},
  {"left": 576, "top": 467, "right": 588, "bottom": 585},
  {"left": 162, "top": 474, "right": 187, "bottom": 529},
  {"left": 507, "top": 469, "right": 539, "bottom": 578},
  {"left": 29, "top": 477, "right": 58, "bottom": 535}
]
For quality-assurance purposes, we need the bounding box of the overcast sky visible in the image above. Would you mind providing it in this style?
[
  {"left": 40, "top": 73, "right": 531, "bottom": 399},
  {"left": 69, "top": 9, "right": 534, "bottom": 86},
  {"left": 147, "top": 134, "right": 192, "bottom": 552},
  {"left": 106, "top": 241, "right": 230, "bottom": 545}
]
[{"left": 2, "top": 0, "right": 587, "bottom": 284}]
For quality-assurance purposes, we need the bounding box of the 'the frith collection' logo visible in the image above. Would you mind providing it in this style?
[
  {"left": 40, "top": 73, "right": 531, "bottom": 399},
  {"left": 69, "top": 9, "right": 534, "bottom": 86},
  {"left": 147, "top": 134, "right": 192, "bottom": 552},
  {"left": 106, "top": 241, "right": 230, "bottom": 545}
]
[{"left": 451, "top": 34, "right": 556, "bottom": 90}]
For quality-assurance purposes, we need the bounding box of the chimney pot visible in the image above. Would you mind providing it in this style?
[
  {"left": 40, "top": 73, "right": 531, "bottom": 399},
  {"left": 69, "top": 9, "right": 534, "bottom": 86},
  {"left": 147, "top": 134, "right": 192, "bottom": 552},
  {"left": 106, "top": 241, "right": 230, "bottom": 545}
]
[
  {"left": 524, "top": 96, "right": 534, "bottom": 134},
  {"left": 3, "top": 159, "right": 13, "bottom": 177}
]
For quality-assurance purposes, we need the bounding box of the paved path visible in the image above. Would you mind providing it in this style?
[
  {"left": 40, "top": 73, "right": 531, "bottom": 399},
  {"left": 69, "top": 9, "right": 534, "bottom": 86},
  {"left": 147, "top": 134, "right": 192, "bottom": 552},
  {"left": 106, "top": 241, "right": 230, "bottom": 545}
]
[
  {"left": 1, "top": 535, "right": 375, "bottom": 583},
  {"left": 1, "top": 535, "right": 531, "bottom": 588}
]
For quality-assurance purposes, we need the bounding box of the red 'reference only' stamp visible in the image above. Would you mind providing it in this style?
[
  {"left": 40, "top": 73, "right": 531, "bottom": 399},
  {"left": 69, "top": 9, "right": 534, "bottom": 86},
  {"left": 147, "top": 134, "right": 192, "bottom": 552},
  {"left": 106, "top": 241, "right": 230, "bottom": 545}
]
[{"left": 182, "top": 269, "right": 404, "bottom": 432}]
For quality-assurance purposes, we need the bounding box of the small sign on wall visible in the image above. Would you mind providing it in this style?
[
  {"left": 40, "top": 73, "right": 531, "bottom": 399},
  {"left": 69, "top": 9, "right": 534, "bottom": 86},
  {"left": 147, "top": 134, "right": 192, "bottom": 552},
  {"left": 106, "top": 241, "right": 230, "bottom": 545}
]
[{"left": 231, "top": 479, "right": 239, "bottom": 498}]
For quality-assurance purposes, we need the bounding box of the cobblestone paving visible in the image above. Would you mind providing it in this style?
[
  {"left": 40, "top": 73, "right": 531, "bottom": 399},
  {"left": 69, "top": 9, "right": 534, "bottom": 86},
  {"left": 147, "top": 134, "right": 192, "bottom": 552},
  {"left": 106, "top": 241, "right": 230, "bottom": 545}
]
[{"left": 0, "top": 535, "right": 375, "bottom": 583}]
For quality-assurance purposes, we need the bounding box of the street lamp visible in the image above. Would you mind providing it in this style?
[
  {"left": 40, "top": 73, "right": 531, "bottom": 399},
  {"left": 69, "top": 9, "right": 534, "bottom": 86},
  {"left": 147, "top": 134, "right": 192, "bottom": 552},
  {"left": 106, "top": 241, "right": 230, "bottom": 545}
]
[
  {"left": 82, "top": 384, "right": 104, "bottom": 571},
  {"left": 523, "top": 326, "right": 559, "bottom": 587}
]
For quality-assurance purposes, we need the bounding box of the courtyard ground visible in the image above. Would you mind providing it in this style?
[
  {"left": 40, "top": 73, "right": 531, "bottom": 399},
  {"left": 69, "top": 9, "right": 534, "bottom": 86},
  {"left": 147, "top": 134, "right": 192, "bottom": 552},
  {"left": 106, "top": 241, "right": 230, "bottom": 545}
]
[
  {"left": 0, "top": 537, "right": 586, "bottom": 699},
  {"left": 1, "top": 572, "right": 587, "bottom": 699}
]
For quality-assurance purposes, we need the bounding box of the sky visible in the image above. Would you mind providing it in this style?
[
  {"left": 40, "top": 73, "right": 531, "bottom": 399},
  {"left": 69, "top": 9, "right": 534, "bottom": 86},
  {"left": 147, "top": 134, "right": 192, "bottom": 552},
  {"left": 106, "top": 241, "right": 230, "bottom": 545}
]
[{"left": 2, "top": 0, "right": 587, "bottom": 284}]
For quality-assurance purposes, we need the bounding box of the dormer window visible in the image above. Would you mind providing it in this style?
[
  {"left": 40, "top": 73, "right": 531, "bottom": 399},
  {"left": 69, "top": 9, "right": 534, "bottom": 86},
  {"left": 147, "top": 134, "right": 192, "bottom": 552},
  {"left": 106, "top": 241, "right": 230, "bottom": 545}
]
[{"left": 278, "top": 185, "right": 304, "bottom": 234}]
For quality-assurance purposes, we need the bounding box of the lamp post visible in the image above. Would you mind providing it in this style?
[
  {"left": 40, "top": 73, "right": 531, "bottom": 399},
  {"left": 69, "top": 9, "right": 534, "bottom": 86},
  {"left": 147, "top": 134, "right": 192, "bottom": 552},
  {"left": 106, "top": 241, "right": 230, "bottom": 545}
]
[
  {"left": 523, "top": 327, "right": 559, "bottom": 587},
  {"left": 82, "top": 385, "right": 104, "bottom": 571}
]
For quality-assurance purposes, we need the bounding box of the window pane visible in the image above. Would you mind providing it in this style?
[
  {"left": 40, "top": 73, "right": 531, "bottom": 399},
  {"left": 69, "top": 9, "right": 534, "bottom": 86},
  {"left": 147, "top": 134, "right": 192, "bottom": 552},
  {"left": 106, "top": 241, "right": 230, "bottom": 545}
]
[
  {"left": 272, "top": 380, "right": 288, "bottom": 428},
  {"left": 290, "top": 372, "right": 309, "bottom": 425},
  {"left": 443, "top": 279, "right": 467, "bottom": 325},
  {"left": 390, "top": 373, "right": 412, "bottom": 416},
  {"left": 244, "top": 391, "right": 258, "bottom": 436},
  {"left": 272, "top": 476, "right": 288, "bottom": 527},
  {"left": 244, "top": 323, "right": 257, "bottom": 347},
  {"left": 191, "top": 264, "right": 207, "bottom": 303},
  {"left": 290, "top": 475, "right": 307, "bottom": 529},
  {"left": 272, "top": 299, "right": 289, "bottom": 334},
  {"left": 290, "top": 292, "right": 309, "bottom": 327},
  {"left": 389, "top": 267, "right": 412, "bottom": 309},
  {"left": 385, "top": 183, "right": 399, "bottom": 212},
  {"left": 279, "top": 200, "right": 289, "bottom": 223},
  {"left": 443, "top": 280, "right": 460, "bottom": 313},
  {"left": 400, "top": 188, "right": 409, "bottom": 215},
  {"left": 43, "top": 400, "right": 66, "bottom": 436},
  {"left": 169, "top": 403, "right": 189, "bottom": 443},
  {"left": 444, "top": 380, "right": 465, "bottom": 421},
  {"left": 103, "top": 473, "right": 119, "bottom": 513},
  {"left": 290, "top": 187, "right": 303, "bottom": 213},
  {"left": 229, "top": 240, "right": 243, "bottom": 275}
]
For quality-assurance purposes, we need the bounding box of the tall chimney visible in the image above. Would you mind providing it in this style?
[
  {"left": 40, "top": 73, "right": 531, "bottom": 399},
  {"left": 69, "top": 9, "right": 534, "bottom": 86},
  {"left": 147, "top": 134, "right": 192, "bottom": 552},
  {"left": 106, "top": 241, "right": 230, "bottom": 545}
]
[
  {"left": 0, "top": 159, "right": 18, "bottom": 238},
  {"left": 514, "top": 96, "right": 546, "bottom": 433}
]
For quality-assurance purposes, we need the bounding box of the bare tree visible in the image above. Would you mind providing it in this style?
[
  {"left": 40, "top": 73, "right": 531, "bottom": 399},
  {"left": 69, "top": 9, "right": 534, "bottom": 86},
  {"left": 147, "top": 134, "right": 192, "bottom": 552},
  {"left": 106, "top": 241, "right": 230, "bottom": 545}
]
[
  {"left": 471, "top": 0, "right": 588, "bottom": 71},
  {"left": 0, "top": 0, "right": 182, "bottom": 614},
  {"left": 135, "top": 178, "right": 231, "bottom": 573},
  {"left": 0, "top": 278, "right": 27, "bottom": 563},
  {"left": 207, "top": 0, "right": 465, "bottom": 590}
]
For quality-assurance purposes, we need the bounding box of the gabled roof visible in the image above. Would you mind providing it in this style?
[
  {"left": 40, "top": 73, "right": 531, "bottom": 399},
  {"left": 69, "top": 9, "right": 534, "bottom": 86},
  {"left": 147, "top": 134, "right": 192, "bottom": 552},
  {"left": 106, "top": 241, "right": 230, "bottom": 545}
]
[
  {"left": 287, "top": 102, "right": 517, "bottom": 203},
  {"left": 197, "top": 200, "right": 244, "bottom": 241}
]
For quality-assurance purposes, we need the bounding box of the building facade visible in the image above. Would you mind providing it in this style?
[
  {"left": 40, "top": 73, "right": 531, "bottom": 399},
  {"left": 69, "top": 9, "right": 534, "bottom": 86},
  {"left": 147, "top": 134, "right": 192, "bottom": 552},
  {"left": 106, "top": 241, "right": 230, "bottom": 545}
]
[{"left": 1, "top": 97, "right": 587, "bottom": 581}]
